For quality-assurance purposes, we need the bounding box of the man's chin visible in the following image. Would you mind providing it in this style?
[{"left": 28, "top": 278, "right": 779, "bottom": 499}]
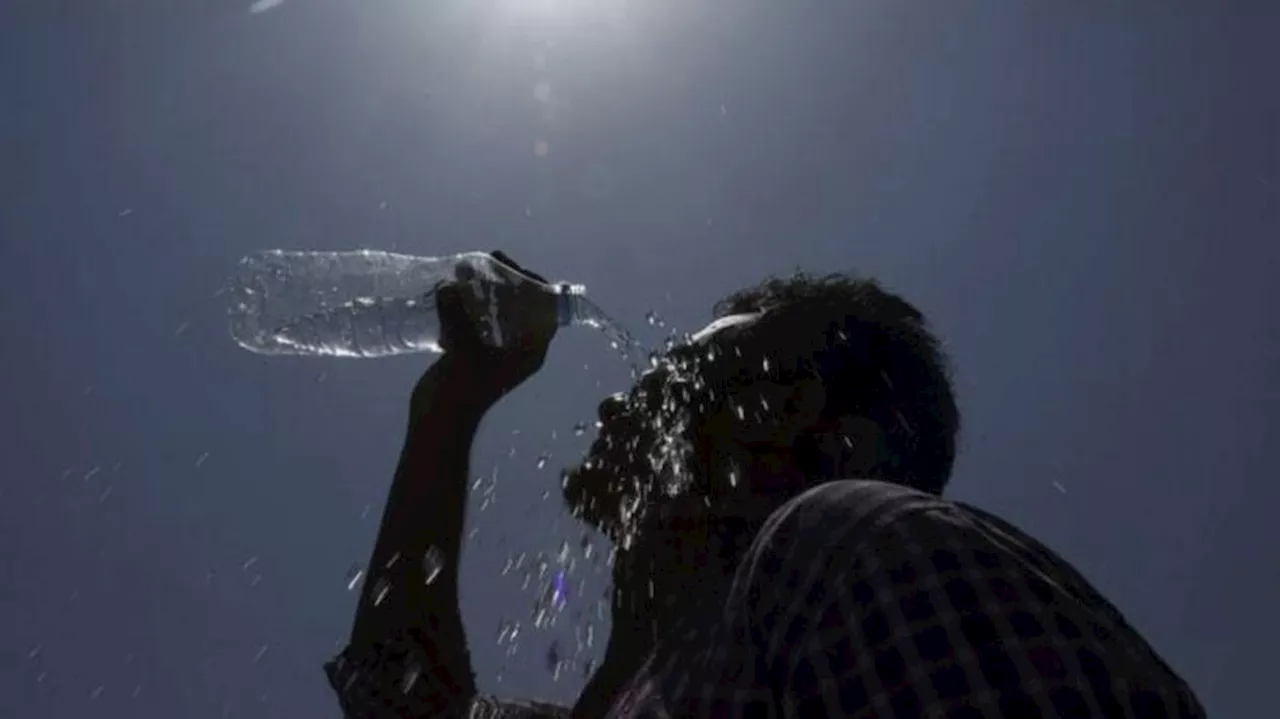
[
  {"left": 562, "top": 461, "right": 655, "bottom": 541},
  {"left": 560, "top": 463, "right": 612, "bottom": 528}
]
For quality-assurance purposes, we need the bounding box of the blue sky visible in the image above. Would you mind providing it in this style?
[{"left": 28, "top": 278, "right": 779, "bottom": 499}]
[{"left": 1, "top": 1, "right": 1276, "bottom": 716}]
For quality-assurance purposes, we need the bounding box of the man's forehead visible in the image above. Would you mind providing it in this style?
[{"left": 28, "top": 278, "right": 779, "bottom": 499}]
[
  {"left": 689, "top": 312, "right": 764, "bottom": 344},
  {"left": 628, "top": 312, "right": 766, "bottom": 391}
]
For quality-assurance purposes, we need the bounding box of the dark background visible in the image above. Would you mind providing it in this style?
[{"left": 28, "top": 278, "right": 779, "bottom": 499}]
[{"left": 2, "top": 1, "right": 1276, "bottom": 716}]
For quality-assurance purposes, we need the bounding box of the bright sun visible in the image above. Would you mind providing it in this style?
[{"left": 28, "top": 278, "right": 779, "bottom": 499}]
[{"left": 502, "top": 0, "right": 596, "bottom": 22}]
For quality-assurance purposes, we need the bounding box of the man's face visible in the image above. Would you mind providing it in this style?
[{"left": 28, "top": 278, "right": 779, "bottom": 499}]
[{"left": 561, "top": 312, "right": 832, "bottom": 539}]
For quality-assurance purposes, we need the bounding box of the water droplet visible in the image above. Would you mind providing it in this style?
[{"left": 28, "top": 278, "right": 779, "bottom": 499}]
[
  {"left": 248, "top": 0, "right": 284, "bottom": 13},
  {"left": 402, "top": 663, "right": 421, "bottom": 694},
  {"left": 497, "top": 618, "right": 521, "bottom": 646},
  {"left": 762, "top": 356, "right": 772, "bottom": 372},
  {"left": 90, "top": 685, "right": 105, "bottom": 700},
  {"left": 572, "top": 422, "right": 588, "bottom": 436},
  {"left": 118, "top": 208, "right": 133, "bottom": 217},
  {"left": 1052, "top": 481, "right": 1067, "bottom": 495},
  {"left": 423, "top": 546, "right": 444, "bottom": 584},
  {"left": 83, "top": 465, "right": 101, "bottom": 481},
  {"left": 535, "top": 454, "right": 549, "bottom": 470},
  {"left": 345, "top": 565, "right": 366, "bottom": 588},
  {"left": 553, "top": 570, "right": 568, "bottom": 603},
  {"left": 253, "top": 644, "right": 269, "bottom": 663},
  {"left": 372, "top": 577, "right": 391, "bottom": 606},
  {"left": 27, "top": 644, "right": 41, "bottom": 660},
  {"left": 241, "top": 555, "right": 259, "bottom": 571},
  {"left": 195, "top": 452, "right": 210, "bottom": 468},
  {"left": 546, "top": 640, "right": 562, "bottom": 678}
]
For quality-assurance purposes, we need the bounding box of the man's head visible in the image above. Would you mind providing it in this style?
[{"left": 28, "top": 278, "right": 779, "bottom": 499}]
[{"left": 562, "top": 271, "right": 959, "bottom": 540}]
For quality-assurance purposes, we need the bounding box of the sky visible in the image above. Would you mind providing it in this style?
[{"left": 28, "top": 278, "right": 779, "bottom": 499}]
[{"left": 1, "top": 0, "right": 1277, "bottom": 716}]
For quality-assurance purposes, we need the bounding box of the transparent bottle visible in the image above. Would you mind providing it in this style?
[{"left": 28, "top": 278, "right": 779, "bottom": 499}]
[{"left": 227, "top": 249, "right": 603, "bottom": 358}]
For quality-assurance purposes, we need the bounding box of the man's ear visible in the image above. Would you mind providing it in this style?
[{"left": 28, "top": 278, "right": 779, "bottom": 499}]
[
  {"left": 786, "top": 374, "right": 828, "bottom": 428},
  {"left": 812, "top": 414, "right": 890, "bottom": 479}
]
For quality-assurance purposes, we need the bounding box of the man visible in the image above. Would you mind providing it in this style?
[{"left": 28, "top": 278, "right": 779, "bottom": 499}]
[{"left": 325, "top": 253, "right": 1204, "bottom": 718}]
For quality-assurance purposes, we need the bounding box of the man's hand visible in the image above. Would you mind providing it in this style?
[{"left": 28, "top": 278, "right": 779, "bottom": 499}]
[{"left": 431, "top": 250, "right": 559, "bottom": 400}]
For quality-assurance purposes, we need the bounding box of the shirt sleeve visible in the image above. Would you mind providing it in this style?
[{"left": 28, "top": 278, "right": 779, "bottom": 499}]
[
  {"left": 753, "top": 483, "right": 1205, "bottom": 718},
  {"left": 325, "top": 628, "right": 571, "bottom": 719}
]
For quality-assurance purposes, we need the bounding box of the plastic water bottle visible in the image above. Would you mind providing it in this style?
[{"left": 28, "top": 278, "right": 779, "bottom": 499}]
[{"left": 227, "top": 249, "right": 616, "bottom": 358}]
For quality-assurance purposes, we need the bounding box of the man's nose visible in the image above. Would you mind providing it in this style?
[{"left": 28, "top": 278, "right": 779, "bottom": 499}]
[{"left": 598, "top": 393, "right": 627, "bottom": 424}]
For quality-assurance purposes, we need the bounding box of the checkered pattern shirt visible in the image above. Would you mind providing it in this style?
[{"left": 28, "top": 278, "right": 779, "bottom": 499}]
[{"left": 326, "top": 480, "right": 1204, "bottom": 718}]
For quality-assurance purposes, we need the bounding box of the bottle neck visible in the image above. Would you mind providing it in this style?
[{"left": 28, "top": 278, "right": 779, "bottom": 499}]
[{"left": 555, "top": 284, "right": 588, "bottom": 328}]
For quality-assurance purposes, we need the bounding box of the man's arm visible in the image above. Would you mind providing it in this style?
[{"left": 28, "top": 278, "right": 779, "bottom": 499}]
[
  {"left": 327, "top": 267, "right": 570, "bottom": 719},
  {"left": 351, "top": 353, "right": 501, "bottom": 649},
  {"left": 327, "top": 353, "right": 502, "bottom": 717},
  {"left": 755, "top": 481, "right": 1206, "bottom": 718}
]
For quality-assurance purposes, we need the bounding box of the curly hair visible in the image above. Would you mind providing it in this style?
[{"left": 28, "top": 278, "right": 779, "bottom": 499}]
[{"left": 711, "top": 271, "right": 960, "bottom": 494}]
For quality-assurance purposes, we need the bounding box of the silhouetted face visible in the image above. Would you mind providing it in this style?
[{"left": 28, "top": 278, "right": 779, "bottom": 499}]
[{"left": 561, "top": 312, "right": 854, "bottom": 540}]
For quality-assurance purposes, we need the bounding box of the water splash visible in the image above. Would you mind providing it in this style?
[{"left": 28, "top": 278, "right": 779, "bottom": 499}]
[
  {"left": 345, "top": 564, "right": 365, "bottom": 591},
  {"left": 372, "top": 577, "right": 391, "bottom": 606},
  {"left": 248, "top": 0, "right": 285, "bottom": 12},
  {"left": 546, "top": 640, "right": 563, "bottom": 679},
  {"left": 574, "top": 296, "right": 645, "bottom": 362},
  {"left": 423, "top": 546, "right": 444, "bottom": 584}
]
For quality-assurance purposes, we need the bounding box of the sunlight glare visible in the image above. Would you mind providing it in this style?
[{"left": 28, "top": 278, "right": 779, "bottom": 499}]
[{"left": 502, "top": 0, "right": 597, "bottom": 24}]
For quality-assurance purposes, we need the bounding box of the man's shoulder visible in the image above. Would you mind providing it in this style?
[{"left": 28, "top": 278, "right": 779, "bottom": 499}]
[
  {"left": 734, "top": 482, "right": 1207, "bottom": 719},
  {"left": 748, "top": 479, "right": 1072, "bottom": 582},
  {"left": 752, "top": 479, "right": 950, "bottom": 556},
  {"left": 727, "top": 479, "right": 956, "bottom": 612}
]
